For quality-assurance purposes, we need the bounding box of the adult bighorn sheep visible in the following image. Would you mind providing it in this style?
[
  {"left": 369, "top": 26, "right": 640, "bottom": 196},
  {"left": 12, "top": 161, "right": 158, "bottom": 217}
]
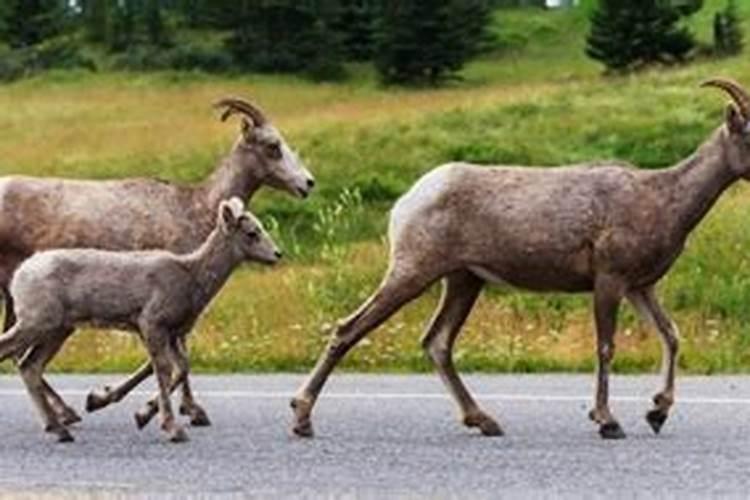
[
  {"left": 0, "top": 97, "right": 313, "bottom": 429},
  {"left": 0, "top": 198, "right": 280, "bottom": 442},
  {"left": 291, "top": 78, "right": 750, "bottom": 440}
]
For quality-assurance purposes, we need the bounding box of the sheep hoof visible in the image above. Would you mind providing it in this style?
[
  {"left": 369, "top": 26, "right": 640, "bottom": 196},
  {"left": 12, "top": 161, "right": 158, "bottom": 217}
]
[
  {"left": 599, "top": 421, "right": 626, "bottom": 440},
  {"left": 168, "top": 426, "right": 189, "bottom": 443},
  {"left": 290, "top": 397, "right": 315, "bottom": 438},
  {"left": 646, "top": 409, "right": 668, "bottom": 435},
  {"left": 46, "top": 424, "right": 74, "bottom": 443},
  {"left": 292, "top": 420, "right": 314, "bottom": 438},
  {"left": 189, "top": 409, "right": 211, "bottom": 427},
  {"left": 134, "top": 410, "right": 152, "bottom": 430},
  {"left": 463, "top": 412, "right": 504, "bottom": 437},
  {"left": 60, "top": 408, "right": 82, "bottom": 426},
  {"left": 85, "top": 388, "right": 111, "bottom": 413}
]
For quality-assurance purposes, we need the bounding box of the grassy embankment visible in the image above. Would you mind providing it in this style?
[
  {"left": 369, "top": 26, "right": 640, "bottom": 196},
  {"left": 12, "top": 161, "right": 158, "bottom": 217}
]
[{"left": 1, "top": 1, "right": 750, "bottom": 373}]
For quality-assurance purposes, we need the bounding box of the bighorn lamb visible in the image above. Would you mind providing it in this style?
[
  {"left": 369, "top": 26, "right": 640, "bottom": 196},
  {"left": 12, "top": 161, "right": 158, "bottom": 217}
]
[
  {"left": 291, "top": 78, "right": 750, "bottom": 440},
  {"left": 0, "top": 198, "right": 279, "bottom": 443},
  {"left": 0, "top": 97, "right": 313, "bottom": 429}
]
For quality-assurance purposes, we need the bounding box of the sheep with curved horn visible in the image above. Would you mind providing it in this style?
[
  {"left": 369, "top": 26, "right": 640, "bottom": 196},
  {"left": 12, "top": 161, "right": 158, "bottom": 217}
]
[
  {"left": 0, "top": 96, "right": 314, "bottom": 430},
  {"left": 291, "top": 78, "right": 750, "bottom": 440}
]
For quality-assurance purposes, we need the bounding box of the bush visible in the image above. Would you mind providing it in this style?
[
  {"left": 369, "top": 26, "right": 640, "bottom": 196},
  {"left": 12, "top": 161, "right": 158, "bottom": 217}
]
[
  {"left": 714, "top": 0, "right": 744, "bottom": 57},
  {"left": 0, "top": 38, "right": 96, "bottom": 82},
  {"left": 112, "top": 44, "right": 233, "bottom": 73}
]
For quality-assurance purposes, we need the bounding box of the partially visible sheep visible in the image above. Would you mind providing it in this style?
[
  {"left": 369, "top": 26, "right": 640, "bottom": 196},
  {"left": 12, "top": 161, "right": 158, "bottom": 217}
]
[{"left": 0, "top": 197, "right": 280, "bottom": 443}]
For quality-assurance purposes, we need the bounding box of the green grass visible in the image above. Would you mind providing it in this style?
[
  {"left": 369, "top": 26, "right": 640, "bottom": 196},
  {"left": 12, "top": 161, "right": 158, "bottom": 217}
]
[{"left": 2, "top": 3, "right": 750, "bottom": 374}]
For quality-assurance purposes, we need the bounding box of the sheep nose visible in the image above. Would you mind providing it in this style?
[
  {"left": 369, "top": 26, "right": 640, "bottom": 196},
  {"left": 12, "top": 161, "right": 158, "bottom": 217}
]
[
  {"left": 306, "top": 178, "right": 315, "bottom": 189},
  {"left": 274, "top": 250, "right": 283, "bottom": 259}
]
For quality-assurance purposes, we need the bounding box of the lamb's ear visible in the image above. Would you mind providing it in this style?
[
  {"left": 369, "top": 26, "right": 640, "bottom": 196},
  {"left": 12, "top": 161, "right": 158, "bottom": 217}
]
[{"left": 218, "top": 200, "right": 240, "bottom": 233}]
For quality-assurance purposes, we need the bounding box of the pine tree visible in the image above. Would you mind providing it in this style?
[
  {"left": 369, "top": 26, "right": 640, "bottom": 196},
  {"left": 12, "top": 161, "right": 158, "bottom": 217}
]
[
  {"left": 83, "top": 0, "right": 111, "bottom": 44},
  {"left": 375, "top": 0, "right": 491, "bottom": 85},
  {"left": 714, "top": 0, "right": 744, "bottom": 56},
  {"left": 586, "top": 0, "right": 698, "bottom": 72},
  {"left": 145, "top": 0, "right": 170, "bottom": 47},
  {"left": 0, "top": 0, "right": 70, "bottom": 49},
  {"left": 334, "top": 1, "right": 376, "bottom": 61},
  {"left": 110, "top": 0, "right": 136, "bottom": 52}
]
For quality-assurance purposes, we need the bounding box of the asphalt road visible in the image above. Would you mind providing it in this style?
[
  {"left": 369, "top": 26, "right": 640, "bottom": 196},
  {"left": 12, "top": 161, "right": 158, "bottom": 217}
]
[{"left": 0, "top": 374, "right": 750, "bottom": 497}]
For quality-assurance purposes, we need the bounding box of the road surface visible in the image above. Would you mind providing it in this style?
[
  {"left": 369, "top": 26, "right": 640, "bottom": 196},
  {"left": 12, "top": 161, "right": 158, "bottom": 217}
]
[{"left": 0, "top": 374, "right": 749, "bottom": 497}]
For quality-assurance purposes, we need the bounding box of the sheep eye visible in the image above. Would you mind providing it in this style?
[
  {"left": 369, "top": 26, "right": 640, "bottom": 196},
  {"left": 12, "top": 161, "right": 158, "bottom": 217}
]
[
  {"left": 246, "top": 229, "right": 259, "bottom": 241},
  {"left": 265, "top": 143, "right": 282, "bottom": 159}
]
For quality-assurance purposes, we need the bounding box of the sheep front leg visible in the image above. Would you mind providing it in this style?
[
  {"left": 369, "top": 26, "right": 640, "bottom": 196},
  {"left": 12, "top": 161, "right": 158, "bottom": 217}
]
[
  {"left": 135, "top": 338, "right": 193, "bottom": 434},
  {"left": 85, "top": 361, "right": 153, "bottom": 412},
  {"left": 589, "top": 276, "right": 626, "bottom": 439},
  {"left": 144, "top": 332, "right": 187, "bottom": 443},
  {"left": 175, "top": 337, "right": 211, "bottom": 427}
]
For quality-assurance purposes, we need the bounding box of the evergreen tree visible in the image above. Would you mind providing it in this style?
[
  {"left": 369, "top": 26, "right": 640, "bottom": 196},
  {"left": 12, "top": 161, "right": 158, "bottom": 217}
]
[
  {"left": 83, "top": 0, "right": 111, "bottom": 44},
  {"left": 375, "top": 0, "right": 491, "bottom": 85},
  {"left": 226, "top": 0, "right": 344, "bottom": 78},
  {"left": 110, "top": 0, "right": 136, "bottom": 52},
  {"left": 334, "top": 1, "right": 376, "bottom": 61},
  {"left": 0, "top": 0, "right": 70, "bottom": 48},
  {"left": 145, "top": 0, "right": 170, "bottom": 47},
  {"left": 714, "top": 0, "right": 743, "bottom": 56},
  {"left": 586, "top": 0, "right": 699, "bottom": 72}
]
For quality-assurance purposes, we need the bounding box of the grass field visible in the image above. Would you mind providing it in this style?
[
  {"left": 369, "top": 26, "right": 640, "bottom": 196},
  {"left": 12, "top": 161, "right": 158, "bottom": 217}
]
[{"left": 2, "top": 2, "right": 750, "bottom": 374}]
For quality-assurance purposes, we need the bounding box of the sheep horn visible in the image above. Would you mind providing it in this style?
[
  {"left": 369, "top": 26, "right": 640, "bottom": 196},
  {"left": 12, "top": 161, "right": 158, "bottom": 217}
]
[
  {"left": 701, "top": 78, "right": 750, "bottom": 119},
  {"left": 214, "top": 97, "right": 268, "bottom": 126}
]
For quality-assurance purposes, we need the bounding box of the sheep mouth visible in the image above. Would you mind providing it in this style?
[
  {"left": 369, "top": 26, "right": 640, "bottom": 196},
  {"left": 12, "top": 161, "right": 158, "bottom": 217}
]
[{"left": 295, "top": 187, "right": 310, "bottom": 199}]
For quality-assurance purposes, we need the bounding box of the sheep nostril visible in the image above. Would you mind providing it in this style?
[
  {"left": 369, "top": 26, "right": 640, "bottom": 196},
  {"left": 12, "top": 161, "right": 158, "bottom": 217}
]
[
  {"left": 306, "top": 178, "right": 315, "bottom": 189},
  {"left": 274, "top": 250, "right": 283, "bottom": 259}
]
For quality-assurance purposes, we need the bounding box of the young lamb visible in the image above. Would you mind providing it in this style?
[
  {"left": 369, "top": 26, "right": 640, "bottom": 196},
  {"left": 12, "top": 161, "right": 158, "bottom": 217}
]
[
  {"left": 291, "top": 78, "right": 750, "bottom": 440},
  {"left": 0, "top": 197, "right": 280, "bottom": 443}
]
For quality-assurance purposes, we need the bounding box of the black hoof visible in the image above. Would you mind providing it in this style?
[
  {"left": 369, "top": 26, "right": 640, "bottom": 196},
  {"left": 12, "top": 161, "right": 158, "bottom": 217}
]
[
  {"left": 292, "top": 420, "right": 314, "bottom": 438},
  {"left": 60, "top": 409, "right": 82, "bottom": 427},
  {"left": 189, "top": 408, "right": 211, "bottom": 427},
  {"left": 599, "top": 421, "right": 626, "bottom": 440},
  {"left": 646, "top": 409, "right": 668, "bottom": 435},
  {"left": 134, "top": 411, "right": 152, "bottom": 430},
  {"left": 85, "top": 390, "right": 110, "bottom": 413}
]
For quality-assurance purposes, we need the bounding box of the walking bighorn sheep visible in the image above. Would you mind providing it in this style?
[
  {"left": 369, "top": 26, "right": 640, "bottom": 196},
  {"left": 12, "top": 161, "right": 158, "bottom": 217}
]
[
  {"left": 0, "top": 97, "right": 313, "bottom": 429},
  {"left": 292, "top": 78, "right": 750, "bottom": 440},
  {"left": 0, "top": 198, "right": 279, "bottom": 443}
]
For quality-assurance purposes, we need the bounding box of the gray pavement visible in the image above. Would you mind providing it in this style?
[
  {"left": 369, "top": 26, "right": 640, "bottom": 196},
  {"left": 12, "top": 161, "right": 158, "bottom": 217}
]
[{"left": 0, "top": 374, "right": 749, "bottom": 497}]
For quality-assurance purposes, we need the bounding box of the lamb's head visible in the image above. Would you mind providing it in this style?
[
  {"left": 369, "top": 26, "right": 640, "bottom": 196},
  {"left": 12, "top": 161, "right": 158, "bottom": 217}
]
[
  {"left": 703, "top": 78, "right": 750, "bottom": 180},
  {"left": 216, "top": 97, "right": 315, "bottom": 199},
  {"left": 218, "top": 197, "right": 282, "bottom": 265}
]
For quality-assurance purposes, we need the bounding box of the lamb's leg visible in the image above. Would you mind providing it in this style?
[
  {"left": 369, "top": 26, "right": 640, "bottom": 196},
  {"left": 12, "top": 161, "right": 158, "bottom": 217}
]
[
  {"left": 291, "top": 266, "right": 435, "bottom": 438},
  {"left": 627, "top": 288, "right": 679, "bottom": 435},
  {"left": 143, "top": 332, "right": 187, "bottom": 443},
  {"left": 175, "top": 337, "right": 210, "bottom": 427},
  {"left": 85, "top": 361, "right": 152, "bottom": 413},
  {"left": 421, "top": 270, "right": 502, "bottom": 436},
  {"left": 589, "top": 275, "right": 625, "bottom": 439},
  {"left": 134, "top": 338, "right": 198, "bottom": 429},
  {"left": 18, "top": 340, "right": 73, "bottom": 442},
  {"left": 30, "top": 335, "right": 82, "bottom": 426}
]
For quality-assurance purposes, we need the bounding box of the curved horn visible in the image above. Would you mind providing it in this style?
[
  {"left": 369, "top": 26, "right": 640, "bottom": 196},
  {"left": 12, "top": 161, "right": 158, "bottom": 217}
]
[
  {"left": 701, "top": 78, "right": 750, "bottom": 119},
  {"left": 214, "top": 97, "right": 268, "bottom": 126}
]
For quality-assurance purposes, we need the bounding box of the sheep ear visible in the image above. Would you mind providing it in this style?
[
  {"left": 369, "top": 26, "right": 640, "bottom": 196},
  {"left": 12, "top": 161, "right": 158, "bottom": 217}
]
[
  {"left": 241, "top": 117, "right": 255, "bottom": 141},
  {"left": 219, "top": 201, "right": 239, "bottom": 232},
  {"left": 726, "top": 104, "right": 747, "bottom": 135}
]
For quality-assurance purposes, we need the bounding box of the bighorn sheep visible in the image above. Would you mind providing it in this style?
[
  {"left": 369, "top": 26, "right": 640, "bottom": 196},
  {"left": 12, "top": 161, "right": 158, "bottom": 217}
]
[
  {"left": 0, "top": 198, "right": 279, "bottom": 442},
  {"left": 0, "top": 97, "right": 313, "bottom": 429},
  {"left": 291, "top": 78, "right": 750, "bottom": 440}
]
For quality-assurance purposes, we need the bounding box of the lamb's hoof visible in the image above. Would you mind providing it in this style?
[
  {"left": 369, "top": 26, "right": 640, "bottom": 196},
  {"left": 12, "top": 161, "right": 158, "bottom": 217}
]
[
  {"left": 134, "top": 410, "right": 153, "bottom": 430},
  {"left": 646, "top": 409, "right": 668, "bottom": 435},
  {"left": 182, "top": 405, "right": 211, "bottom": 427},
  {"left": 599, "top": 421, "right": 626, "bottom": 440},
  {"left": 60, "top": 408, "right": 82, "bottom": 426},
  {"left": 464, "top": 412, "right": 504, "bottom": 437},
  {"left": 45, "top": 424, "right": 74, "bottom": 443},
  {"left": 85, "top": 388, "right": 111, "bottom": 413},
  {"left": 168, "top": 426, "right": 189, "bottom": 443},
  {"left": 290, "top": 398, "right": 314, "bottom": 438}
]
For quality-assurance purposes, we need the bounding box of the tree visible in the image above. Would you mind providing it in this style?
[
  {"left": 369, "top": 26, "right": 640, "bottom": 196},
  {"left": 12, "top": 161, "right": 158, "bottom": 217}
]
[
  {"left": 333, "top": 1, "right": 376, "bottom": 61},
  {"left": 82, "top": 0, "right": 111, "bottom": 44},
  {"left": 0, "top": 0, "right": 70, "bottom": 49},
  {"left": 226, "top": 0, "right": 344, "bottom": 78},
  {"left": 585, "top": 0, "right": 700, "bottom": 72},
  {"left": 714, "top": 0, "right": 743, "bottom": 56},
  {"left": 374, "top": 0, "right": 492, "bottom": 85}
]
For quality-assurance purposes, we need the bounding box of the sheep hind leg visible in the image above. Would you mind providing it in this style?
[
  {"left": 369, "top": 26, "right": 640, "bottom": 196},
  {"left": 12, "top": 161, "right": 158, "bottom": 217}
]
[
  {"left": 421, "top": 270, "right": 502, "bottom": 437},
  {"left": 142, "top": 331, "right": 187, "bottom": 443},
  {"left": 627, "top": 288, "right": 679, "bottom": 435},
  {"left": 18, "top": 339, "right": 73, "bottom": 442},
  {"left": 85, "top": 361, "right": 153, "bottom": 413},
  {"left": 291, "top": 265, "right": 437, "bottom": 438},
  {"left": 175, "top": 337, "right": 210, "bottom": 427}
]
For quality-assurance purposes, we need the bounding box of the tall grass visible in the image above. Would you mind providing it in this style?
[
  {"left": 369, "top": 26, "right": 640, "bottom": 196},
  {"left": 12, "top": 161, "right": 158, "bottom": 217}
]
[{"left": 2, "top": 2, "right": 750, "bottom": 373}]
